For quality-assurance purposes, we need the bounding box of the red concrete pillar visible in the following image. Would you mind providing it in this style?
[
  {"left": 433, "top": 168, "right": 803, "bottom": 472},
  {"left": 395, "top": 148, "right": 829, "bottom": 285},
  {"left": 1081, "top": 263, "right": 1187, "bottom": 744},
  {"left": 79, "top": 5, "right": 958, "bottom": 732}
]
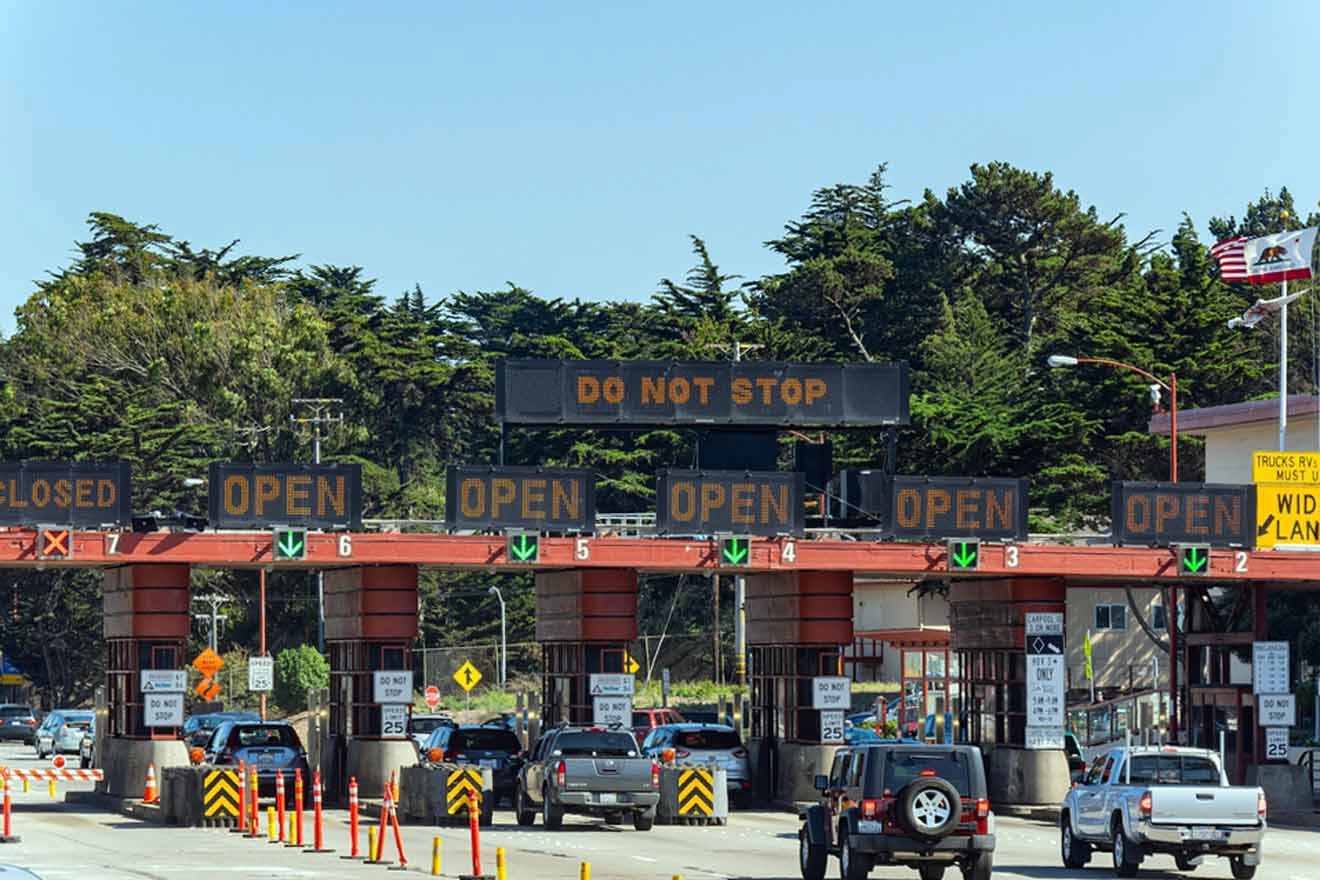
[
  {"left": 535, "top": 569, "right": 638, "bottom": 725},
  {"left": 103, "top": 564, "right": 191, "bottom": 739}
]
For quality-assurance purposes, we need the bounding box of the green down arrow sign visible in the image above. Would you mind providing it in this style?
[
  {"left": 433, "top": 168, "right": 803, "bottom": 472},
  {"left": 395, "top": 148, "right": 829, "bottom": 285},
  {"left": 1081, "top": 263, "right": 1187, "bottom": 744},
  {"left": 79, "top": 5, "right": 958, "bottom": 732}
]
[
  {"left": 721, "top": 537, "right": 750, "bottom": 566},
  {"left": 947, "top": 539, "right": 980, "bottom": 572},
  {"left": 274, "top": 528, "right": 307, "bottom": 560},
  {"left": 507, "top": 533, "right": 539, "bottom": 563}
]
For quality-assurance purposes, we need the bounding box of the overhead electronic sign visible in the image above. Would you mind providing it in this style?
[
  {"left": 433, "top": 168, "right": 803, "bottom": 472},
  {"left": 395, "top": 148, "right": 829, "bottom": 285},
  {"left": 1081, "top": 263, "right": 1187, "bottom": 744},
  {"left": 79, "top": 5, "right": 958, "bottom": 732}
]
[
  {"left": 208, "top": 463, "right": 362, "bottom": 529},
  {"left": 890, "top": 476, "right": 1028, "bottom": 541},
  {"left": 445, "top": 465, "right": 595, "bottom": 532},
  {"left": 656, "top": 469, "right": 804, "bottom": 537},
  {"left": 495, "top": 359, "right": 910, "bottom": 427},
  {"left": 1111, "top": 482, "right": 1255, "bottom": 548},
  {"left": 0, "top": 461, "right": 131, "bottom": 527}
]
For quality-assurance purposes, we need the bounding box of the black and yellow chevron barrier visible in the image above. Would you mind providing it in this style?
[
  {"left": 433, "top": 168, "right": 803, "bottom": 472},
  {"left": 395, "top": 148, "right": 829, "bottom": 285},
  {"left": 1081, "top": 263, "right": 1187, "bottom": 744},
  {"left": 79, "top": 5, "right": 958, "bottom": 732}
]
[
  {"left": 203, "top": 768, "right": 241, "bottom": 819},
  {"left": 446, "top": 767, "right": 483, "bottom": 815},
  {"left": 677, "top": 768, "right": 714, "bottom": 817}
]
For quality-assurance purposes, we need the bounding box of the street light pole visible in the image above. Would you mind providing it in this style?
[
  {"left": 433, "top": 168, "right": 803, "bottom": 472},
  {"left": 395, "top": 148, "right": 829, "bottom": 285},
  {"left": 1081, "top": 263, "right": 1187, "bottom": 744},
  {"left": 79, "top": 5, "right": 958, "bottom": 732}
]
[
  {"left": 488, "top": 587, "right": 507, "bottom": 688},
  {"left": 291, "top": 398, "right": 344, "bottom": 653}
]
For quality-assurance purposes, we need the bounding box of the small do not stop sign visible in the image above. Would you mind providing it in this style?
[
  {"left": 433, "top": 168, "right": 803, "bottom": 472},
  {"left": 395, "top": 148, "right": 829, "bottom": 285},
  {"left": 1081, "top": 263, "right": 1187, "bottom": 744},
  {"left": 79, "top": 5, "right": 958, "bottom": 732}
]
[{"left": 424, "top": 685, "right": 440, "bottom": 710}]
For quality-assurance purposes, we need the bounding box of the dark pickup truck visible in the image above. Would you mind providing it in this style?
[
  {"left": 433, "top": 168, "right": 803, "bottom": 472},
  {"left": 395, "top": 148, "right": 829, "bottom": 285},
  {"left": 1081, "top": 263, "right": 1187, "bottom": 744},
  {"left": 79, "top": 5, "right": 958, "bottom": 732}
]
[
  {"left": 800, "top": 743, "right": 994, "bottom": 880},
  {"left": 515, "top": 726, "right": 661, "bottom": 831}
]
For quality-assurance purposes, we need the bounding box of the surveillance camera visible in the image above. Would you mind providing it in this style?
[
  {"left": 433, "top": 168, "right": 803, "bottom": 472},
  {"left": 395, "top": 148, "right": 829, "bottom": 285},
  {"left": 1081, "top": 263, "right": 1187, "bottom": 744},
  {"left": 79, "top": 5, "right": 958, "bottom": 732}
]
[{"left": 1149, "top": 384, "right": 1162, "bottom": 405}]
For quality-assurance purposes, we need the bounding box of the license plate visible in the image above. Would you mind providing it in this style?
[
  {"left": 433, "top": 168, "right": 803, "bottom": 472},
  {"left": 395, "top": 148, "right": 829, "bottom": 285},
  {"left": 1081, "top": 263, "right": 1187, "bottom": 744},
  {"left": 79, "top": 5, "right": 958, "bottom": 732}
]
[
  {"left": 598, "top": 792, "right": 617, "bottom": 804},
  {"left": 1190, "top": 827, "right": 1220, "bottom": 841},
  {"left": 479, "top": 759, "right": 498, "bottom": 769},
  {"left": 858, "top": 820, "right": 883, "bottom": 834}
]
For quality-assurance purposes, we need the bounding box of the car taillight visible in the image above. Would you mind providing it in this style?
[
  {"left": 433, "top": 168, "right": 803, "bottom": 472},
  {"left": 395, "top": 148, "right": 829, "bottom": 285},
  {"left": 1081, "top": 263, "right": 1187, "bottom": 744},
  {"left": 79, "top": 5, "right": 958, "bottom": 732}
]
[
  {"left": 919, "top": 769, "right": 936, "bottom": 777},
  {"left": 975, "top": 798, "right": 990, "bottom": 835},
  {"left": 555, "top": 760, "right": 566, "bottom": 788},
  {"left": 1139, "top": 791, "right": 1152, "bottom": 818},
  {"left": 861, "top": 798, "right": 880, "bottom": 820},
  {"left": 675, "top": 749, "right": 690, "bottom": 759},
  {"left": 1257, "top": 790, "right": 1267, "bottom": 820},
  {"left": 731, "top": 748, "right": 747, "bottom": 758},
  {"left": 650, "top": 760, "right": 660, "bottom": 789},
  {"left": 25, "top": 719, "right": 36, "bottom": 726}
]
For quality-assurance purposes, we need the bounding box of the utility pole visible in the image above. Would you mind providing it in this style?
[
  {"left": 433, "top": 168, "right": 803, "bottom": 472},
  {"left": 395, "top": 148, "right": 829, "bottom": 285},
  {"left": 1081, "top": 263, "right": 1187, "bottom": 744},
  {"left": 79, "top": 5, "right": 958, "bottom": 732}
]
[
  {"left": 291, "top": 398, "right": 344, "bottom": 653},
  {"left": 192, "top": 594, "right": 230, "bottom": 651},
  {"left": 704, "top": 341, "right": 762, "bottom": 689},
  {"left": 259, "top": 569, "right": 268, "bottom": 721}
]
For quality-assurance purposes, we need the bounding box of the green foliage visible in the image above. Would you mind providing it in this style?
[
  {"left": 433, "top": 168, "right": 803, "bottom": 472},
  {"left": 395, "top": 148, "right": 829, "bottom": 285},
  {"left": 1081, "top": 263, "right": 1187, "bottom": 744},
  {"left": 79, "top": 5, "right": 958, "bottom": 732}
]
[{"left": 273, "top": 646, "right": 329, "bottom": 713}]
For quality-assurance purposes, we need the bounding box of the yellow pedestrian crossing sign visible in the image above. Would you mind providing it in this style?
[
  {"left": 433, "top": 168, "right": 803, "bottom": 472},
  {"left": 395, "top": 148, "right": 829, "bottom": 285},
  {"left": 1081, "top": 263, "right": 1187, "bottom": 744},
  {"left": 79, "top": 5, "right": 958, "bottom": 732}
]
[
  {"left": 454, "top": 660, "right": 482, "bottom": 693},
  {"left": 624, "top": 652, "right": 640, "bottom": 675}
]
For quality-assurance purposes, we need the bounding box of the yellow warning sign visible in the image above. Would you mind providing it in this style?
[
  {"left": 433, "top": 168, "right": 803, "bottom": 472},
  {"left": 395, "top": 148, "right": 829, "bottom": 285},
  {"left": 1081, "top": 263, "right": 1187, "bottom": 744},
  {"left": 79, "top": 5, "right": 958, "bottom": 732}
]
[
  {"left": 453, "top": 660, "right": 482, "bottom": 693},
  {"left": 192, "top": 647, "right": 223, "bottom": 678},
  {"left": 446, "top": 767, "right": 483, "bottom": 815},
  {"left": 1256, "top": 483, "right": 1320, "bottom": 548},
  {"left": 677, "top": 768, "right": 714, "bottom": 816},
  {"left": 203, "top": 768, "right": 241, "bottom": 818},
  {"left": 1252, "top": 451, "right": 1320, "bottom": 484},
  {"left": 624, "top": 652, "right": 640, "bottom": 675}
]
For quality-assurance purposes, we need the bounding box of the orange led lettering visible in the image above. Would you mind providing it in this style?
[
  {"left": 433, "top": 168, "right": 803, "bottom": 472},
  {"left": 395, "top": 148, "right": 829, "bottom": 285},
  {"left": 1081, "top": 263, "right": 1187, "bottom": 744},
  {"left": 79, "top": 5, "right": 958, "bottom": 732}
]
[
  {"left": 8, "top": 480, "right": 25, "bottom": 508},
  {"left": 553, "top": 479, "right": 580, "bottom": 520},
  {"left": 955, "top": 489, "right": 979, "bottom": 530},
  {"left": 986, "top": 490, "right": 1012, "bottom": 531},
  {"left": 577, "top": 376, "right": 600, "bottom": 404},
  {"left": 602, "top": 377, "right": 625, "bottom": 404},
  {"left": 700, "top": 482, "right": 725, "bottom": 522},
  {"left": 74, "top": 479, "right": 93, "bottom": 508},
  {"left": 896, "top": 489, "right": 920, "bottom": 529},
  {"left": 53, "top": 479, "right": 70, "bottom": 508},
  {"left": 925, "top": 489, "right": 951, "bottom": 530},
  {"left": 1213, "top": 497, "right": 1241, "bottom": 537},
  {"left": 641, "top": 376, "right": 665, "bottom": 404},
  {"left": 30, "top": 479, "right": 49, "bottom": 508},
  {"left": 781, "top": 378, "right": 802, "bottom": 405},
  {"left": 522, "top": 478, "right": 546, "bottom": 518},
  {"left": 97, "top": 479, "right": 116, "bottom": 508},
  {"left": 755, "top": 377, "right": 777, "bottom": 404},
  {"left": 316, "top": 476, "right": 346, "bottom": 518},
  {"left": 225, "top": 475, "right": 249, "bottom": 515},
  {"left": 762, "top": 484, "right": 790, "bottom": 525},
  {"left": 491, "top": 478, "right": 516, "bottom": 517},
  {"left": 1126, "top": 495, "right": 1150, "bottom": 533},
  {"left": 804, "top": 378, "right": 827, "bottom": 405},
  {"left": 670, "top": 377, "right": 690, "bottom": 404},
  {"left": 1185, "top": 494, "right": 1209, "bottom": 535},
  {"left": 670, "top": 481, "right": 696, "bottom": 521},
  {"left": 287, "top": 475, "right": 312, "bottom": 516},
  {"left": 460, "top": 479, "right": 484, "bottom": 518},
  {"left": 731, "top": 483, "right": 755, "bottom": 524},
  {"left": 254, "top": 475, "right": 280, "bottom": 515},
  {"left": 1155, "top": 494, "right": 1178, "bottom": 534},
  {"left": 731, "top": 378, "right": 752, "bottom": 405},
  {"left": 692, "top": 377, "right": 714, "bottom": 404}
]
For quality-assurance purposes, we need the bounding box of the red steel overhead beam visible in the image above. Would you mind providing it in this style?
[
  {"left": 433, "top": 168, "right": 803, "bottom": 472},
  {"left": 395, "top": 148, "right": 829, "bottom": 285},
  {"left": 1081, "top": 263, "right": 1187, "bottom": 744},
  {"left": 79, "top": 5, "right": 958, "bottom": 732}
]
[{"left": 6, "top": 529, "right": 1320, "bottom": 583}]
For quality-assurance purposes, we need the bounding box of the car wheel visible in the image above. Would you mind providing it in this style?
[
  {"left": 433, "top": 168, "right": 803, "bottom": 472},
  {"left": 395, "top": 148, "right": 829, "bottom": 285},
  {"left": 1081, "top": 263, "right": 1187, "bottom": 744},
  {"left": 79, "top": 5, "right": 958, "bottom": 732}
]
[
  {"left": 799, "top": 827, "right": 827, "bottom": 880},
  {"left": 1061, "top": 814, "right": 1090, "bottom": 868},
  {"left": 839, "top": 829, "right": 870, "bottom": 880},
  {"left": 1112, "top": 824, "right": 1140, "bottom": 878},
  {"left": 542, "top": 790, "right": 563, "bottom": 830},
  {"left": 632, "top": 807, "right": 654, "bottom": 831},
  {"left": 80, "top": 753, "right": 91, "bottom": 770},
  {"left": 1229, "top": 857, "right": 1256, "bottom": 880},
  {"left": 514, "top": 787, "right": 536, "bottom": 826},
  {"left": 961, "top": 852, "right": 992, "bottom": 880},
  {"left": 1175, "top": 853, "right": 1199, "bottom": 871}
]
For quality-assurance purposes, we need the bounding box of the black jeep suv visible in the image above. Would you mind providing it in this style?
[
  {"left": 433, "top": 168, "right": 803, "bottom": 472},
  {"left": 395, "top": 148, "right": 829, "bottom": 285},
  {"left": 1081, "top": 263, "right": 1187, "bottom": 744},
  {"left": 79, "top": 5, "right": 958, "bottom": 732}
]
[{"left": 799, "top": 744, "right": 994, "bottom": 880}]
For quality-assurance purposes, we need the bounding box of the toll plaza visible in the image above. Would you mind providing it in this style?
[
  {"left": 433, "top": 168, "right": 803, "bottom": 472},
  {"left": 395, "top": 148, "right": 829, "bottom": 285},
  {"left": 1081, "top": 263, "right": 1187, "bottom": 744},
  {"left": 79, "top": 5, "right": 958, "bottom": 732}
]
[{"left": 1, "top": 359, "right": 1317, "bottom": 816}]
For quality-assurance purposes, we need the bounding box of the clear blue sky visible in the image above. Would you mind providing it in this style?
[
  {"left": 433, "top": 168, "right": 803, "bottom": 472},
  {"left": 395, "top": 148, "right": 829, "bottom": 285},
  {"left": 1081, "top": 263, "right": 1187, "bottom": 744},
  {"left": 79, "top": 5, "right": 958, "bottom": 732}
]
[{"left": 3, "top": 2, "right": 1318, "bottom": 332}]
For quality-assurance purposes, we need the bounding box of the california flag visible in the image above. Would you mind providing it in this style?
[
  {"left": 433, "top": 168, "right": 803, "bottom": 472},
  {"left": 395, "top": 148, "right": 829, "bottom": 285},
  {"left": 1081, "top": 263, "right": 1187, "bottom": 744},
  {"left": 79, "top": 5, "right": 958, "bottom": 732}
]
[{"left": 1212, "top": 227, "right": 1317, "bottom": 285}]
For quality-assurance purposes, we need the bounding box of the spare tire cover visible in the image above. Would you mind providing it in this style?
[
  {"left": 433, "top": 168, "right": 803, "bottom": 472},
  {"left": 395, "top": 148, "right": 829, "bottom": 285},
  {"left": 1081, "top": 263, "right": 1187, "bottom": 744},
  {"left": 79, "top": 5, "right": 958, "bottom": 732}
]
[{"left": 897, "top": 777, "right": 962, "bottom": 839}]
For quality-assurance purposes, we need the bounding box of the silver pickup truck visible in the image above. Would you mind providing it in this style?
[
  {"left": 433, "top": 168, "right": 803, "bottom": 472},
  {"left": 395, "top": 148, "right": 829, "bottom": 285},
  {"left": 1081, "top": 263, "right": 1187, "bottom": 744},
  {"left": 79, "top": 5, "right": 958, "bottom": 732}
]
[
  {"left": 1060, "top": 745, "right": 1265, "bottom": 879},
  {"left": 514, "top": 725, "right": 661, "bottom": 831}
]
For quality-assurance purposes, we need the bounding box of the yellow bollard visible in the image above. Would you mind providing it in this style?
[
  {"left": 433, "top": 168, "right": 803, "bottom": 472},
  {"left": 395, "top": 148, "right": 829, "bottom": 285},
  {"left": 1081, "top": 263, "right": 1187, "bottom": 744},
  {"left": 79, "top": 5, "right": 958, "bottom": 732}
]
[
  {"left": 48, "top": 778, "right": 56, "bottom": 799},
  {"left": 287, "top": 811, "right": 296, "bottom": 843},
  {"left": 431, "top": 836, "right": 442, "bottom": 876},
  {"left": 496, "top": 847, "right": 506, "bottom": 880},
  {"left": 266, "top": 806, "right": 276, "bottom": 841},
  {"left": 580, "top": 861, "right": 591, "bottom": 880},
  {"left": 21, "top": 778, "right": 28, "bottom": 794},
  {"left": 368, "top": 826, "right": 378, "bottom": 862}
]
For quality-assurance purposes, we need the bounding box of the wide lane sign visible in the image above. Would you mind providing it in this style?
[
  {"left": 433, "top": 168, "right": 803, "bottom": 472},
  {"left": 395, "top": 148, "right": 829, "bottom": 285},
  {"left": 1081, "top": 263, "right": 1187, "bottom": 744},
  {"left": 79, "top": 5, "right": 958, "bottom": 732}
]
[
  {"left": 657, "top": 469, "right": 804, "bottom": 536},
  {"left": 1111, "top": 482, "right": 1255, "bottom": 548},
  {"left": 1255, "top": 483, "right": 1320, "bottom": 548},
  {"left": 0, "top": 461, "right": 131, "bottom": 527},
  {"left": 496, "top": 359, "right": 910, "bottom": 427},
  {"left": 445, "top": 465, "right": 595, "bottom": 532},
  {"left": 208, "top": 463, "right": 362, "bottom": 529}
]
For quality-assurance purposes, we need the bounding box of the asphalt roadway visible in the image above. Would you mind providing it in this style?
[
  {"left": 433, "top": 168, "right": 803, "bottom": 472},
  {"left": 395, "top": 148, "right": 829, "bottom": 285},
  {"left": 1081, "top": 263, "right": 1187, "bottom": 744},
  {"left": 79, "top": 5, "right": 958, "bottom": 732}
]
[{"left": 1, "top": 744, "right": 1317, "bottom": 879}]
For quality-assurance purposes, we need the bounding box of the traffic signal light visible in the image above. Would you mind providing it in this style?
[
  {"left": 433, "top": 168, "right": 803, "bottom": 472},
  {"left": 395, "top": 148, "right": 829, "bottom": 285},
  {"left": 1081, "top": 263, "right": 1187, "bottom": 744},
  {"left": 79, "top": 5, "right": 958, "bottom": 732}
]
[
  {"left": 273, "top": 527, "right": 308, "bottom": 561},
  {"left": 1176, "top": 543, "right": 1210, "bottom": 576},
  {"left": 506, "top": 530, "right": 540, "bottom": 564},
  {"left": 947, "top": 538, "right": 980, "bottom": 572},
  {"left": 37, "top": 527, "right": 72, "bottom": 560},
  {"left": 718, "top": 535, "right": 751, "bottom": 566}
]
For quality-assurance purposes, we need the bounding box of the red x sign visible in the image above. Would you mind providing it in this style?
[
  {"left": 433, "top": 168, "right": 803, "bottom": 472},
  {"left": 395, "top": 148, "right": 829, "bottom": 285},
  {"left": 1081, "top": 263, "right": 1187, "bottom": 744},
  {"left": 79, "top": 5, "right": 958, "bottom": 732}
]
[{"left": 38, "top": 529, "right": 70, "bottom": 559}]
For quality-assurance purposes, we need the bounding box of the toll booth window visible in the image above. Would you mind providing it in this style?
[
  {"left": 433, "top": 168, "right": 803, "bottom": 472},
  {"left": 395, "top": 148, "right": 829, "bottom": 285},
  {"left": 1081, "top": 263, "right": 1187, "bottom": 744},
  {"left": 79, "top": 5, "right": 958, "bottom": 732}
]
[
  {"left": 904, "top": 653, "right": 923, "bottom": 677},
  {"left": 1152, "top": 604, "right": 1167, "bottom": 631},
  {"left": 926, "top": 652, "right": 946, "bottom": 679},
  {"left": 1094, "top": 604, "right": 1128, "bottom": 631},
  {"left": 882, "top": 752, "right": 969, "bottom": 791}
]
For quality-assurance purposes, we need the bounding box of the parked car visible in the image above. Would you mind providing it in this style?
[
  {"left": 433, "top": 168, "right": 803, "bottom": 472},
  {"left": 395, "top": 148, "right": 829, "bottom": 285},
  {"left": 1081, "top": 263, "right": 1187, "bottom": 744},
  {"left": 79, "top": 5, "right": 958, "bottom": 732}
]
[
  {"left": 799, "top": 743, "right": 994, "bottom": 880},
  {"left": 421, "top": 724, "right": 524, "bottom": 805},
  {"left": 181, "top": 711, "right": 261, "bottom": 748},
  {"left": 203, "top": 720, "right": 310, "bottom": 795},
  {"left": 516, "top": 725, "right": 660, "bottom": 831},
  {"left": 1060, "top": 745, "right": 1265, "bottom": 878},
  {"left": 408, "top": 712, "right": 456, "bottom": 752},
  {"left": 34, "top": 710, "right": 93, "bottom": 758},
  {"left": 641, "top": 723, "right": 752, "bottom": 806},
  {"left": 631, "top": 707, "right": 686, "bottom": 744},
  {"left": 0, "top": 705, "right": 38, "bottom": 745},
  {"left": 79, "top": 725, "right": 95, "bottom": 769},
  {"left": 1064, "top": 731, "right": 1086, "bottom": 780}
]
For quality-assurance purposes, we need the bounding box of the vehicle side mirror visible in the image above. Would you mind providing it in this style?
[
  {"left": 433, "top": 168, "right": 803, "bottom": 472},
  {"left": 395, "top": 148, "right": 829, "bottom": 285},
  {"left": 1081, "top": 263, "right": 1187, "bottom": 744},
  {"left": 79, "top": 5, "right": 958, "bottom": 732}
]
[{"left": 815, "top": 774, "right": 830, "bottom": 792}]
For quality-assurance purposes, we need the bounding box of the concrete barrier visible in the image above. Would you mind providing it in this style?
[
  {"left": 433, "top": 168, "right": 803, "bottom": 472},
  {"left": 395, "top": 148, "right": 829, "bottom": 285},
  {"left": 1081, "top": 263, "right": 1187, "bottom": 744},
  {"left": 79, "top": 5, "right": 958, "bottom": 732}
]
[
  {"left": 985, "top": 746, "right": 1071, "bottom": 807},
  {"left": 96, "top": 737, "right": 190, "bottom": 799},
  {"left": 398, "top": 764, "right": 493, "bottom": 826},
  {"left": 1246, "top": 764, "right": 1312, "bottom": 815},
  {"left": 346, "top": 738, "right": 417, "bottom": 801},
  {"left": 656, "top": 766, "right": 728, "bottom": 826}
]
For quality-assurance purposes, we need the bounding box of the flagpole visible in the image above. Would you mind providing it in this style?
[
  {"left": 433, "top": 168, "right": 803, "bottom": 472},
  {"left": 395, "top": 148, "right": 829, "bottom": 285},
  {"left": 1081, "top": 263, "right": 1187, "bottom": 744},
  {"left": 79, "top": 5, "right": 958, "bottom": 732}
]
[{"left": 1280, "top": 279, "right": 1289, "bottom": 451}]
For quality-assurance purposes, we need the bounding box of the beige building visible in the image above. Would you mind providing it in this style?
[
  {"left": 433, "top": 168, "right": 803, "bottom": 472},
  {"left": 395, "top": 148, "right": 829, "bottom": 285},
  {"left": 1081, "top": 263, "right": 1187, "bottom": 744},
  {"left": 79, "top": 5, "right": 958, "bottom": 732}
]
[
  {"left": 1149, "top": 395, "right": 1320, "bottom": 483},
  {"left": 847, "top": 578, "right": 949, "bottom": 684},
  {"left": 1065, "top": 587, "right": 1167, "bottom": 692}
]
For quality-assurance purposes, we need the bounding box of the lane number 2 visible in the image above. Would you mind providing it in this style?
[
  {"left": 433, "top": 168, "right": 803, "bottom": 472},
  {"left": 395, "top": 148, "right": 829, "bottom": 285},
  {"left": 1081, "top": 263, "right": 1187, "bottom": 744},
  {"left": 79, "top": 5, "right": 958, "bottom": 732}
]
[{"left": 1235, "top": 551, "right": 1248, "bottom": 573}]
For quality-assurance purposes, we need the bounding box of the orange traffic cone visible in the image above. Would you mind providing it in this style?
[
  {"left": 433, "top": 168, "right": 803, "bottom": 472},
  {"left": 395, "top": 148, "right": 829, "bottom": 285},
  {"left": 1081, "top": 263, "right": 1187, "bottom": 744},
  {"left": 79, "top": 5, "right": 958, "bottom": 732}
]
[{"left": 143, "top": 764, "right": 158, "bottom": 804}]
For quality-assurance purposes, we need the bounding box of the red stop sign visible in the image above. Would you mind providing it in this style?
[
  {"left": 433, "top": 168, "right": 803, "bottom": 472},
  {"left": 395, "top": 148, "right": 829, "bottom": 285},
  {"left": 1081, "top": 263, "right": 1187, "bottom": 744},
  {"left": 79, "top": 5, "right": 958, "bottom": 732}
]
[{"left": 424, "top": 685, "right": 440, "bottom": 710}]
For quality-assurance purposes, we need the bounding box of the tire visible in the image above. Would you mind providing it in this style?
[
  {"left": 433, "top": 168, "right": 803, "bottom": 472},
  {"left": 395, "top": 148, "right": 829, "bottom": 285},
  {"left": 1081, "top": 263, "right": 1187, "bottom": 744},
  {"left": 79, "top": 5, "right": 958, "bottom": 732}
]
[
  {"left": 514, "top": 787, "right": 536, "bottom": 826},
  {"left": 1229, "top": 857, "right": 1256, "bottom": 880},
  {"left": 897, "top": 778, "right": 962, "bottom": 839},
  {"left": 961, "top": 852, "right": 992, "bottom": 880},
  {"left": 542, "top": 790, "right": 564, "bottom": 830},
  {"left": 799, "top": 827, "right": 827, "bottom": 880},
  {"left": 1112, "top": 824, "right": 1140, "bottom": 878},
  {"left": 480, "top": 792, "right": 494, "bottom": 827},
  {"left": 633, "top": 807, "right": 654, "bottom": 831},
  {"left": 1174, "top": 853, "right": 1199, "bottom": 871},
  {"left": 1061, "top": 814, "right": 1091, "bottom": 868},
  {"left": 839, "top": 829, "right": 870, "bottom": 880},
  {"left": 918, "top": 864, "right": 943, "bottom": 880}
]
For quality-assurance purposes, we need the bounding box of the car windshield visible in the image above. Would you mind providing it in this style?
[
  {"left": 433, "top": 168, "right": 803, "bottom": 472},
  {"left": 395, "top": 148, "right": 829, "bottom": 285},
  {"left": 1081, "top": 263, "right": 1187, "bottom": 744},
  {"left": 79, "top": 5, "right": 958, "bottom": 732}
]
[
  {"left": 556, "top": 732, "right": 636, "bottom": 757},
  {"left": 674, "top": 729, "right": 740, "bottom": 750},
  {"left": 0, "top": 706, "right": 31, "bottom": 717},
  {"left": 231, "top": 726, "right": 300, "bottom": 749},
  {"left": 1128, "top": 754, "right": 1220, "bottom": 785},
  {"left": 883, "top": 751, "right": 971, "bottom": 792},
  {"left": 411, "top": 717, "right": 451, "bottom": 735},
  {"left": 458, "top": 729, "right": 520, "bottom": 751}
]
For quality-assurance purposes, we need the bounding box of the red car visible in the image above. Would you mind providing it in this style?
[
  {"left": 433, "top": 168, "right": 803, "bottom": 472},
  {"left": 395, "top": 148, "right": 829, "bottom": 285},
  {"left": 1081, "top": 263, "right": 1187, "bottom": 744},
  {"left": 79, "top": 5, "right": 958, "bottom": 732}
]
[{"left": 631, "top": 707, "right": 686, "bottom": 744}]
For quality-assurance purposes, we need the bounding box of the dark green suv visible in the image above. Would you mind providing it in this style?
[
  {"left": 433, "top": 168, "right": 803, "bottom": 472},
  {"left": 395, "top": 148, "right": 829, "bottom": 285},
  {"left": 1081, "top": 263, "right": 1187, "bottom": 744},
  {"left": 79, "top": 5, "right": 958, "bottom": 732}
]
[{"left": 799, "top": 744, "right": 994, "bottom": 880}]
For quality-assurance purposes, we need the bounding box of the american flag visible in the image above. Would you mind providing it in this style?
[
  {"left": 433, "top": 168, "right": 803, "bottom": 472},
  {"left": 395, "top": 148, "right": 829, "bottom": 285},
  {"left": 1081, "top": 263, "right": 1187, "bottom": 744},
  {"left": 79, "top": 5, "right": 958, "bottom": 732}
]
[{"left": 1210, "top": 236, "right": 1248, "bottom": 282}]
